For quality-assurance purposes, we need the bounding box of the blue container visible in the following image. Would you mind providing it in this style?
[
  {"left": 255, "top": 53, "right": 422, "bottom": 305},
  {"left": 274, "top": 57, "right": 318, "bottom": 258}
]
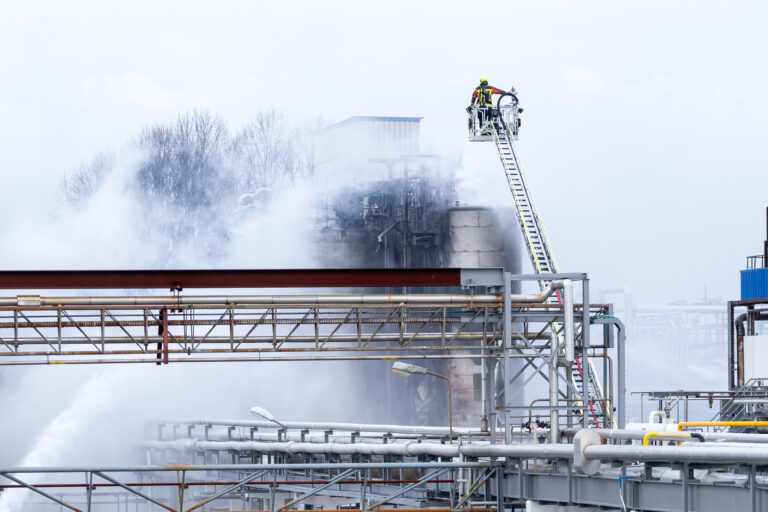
[{"left": 741, "top": 268, "right": 768, "bottom": 300}]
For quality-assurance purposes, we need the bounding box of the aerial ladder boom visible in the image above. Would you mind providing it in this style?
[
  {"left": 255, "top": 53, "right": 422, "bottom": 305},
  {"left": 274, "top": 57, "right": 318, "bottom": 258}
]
[{"left": 467, "top": 92, "right": 609, "bottom": 428}]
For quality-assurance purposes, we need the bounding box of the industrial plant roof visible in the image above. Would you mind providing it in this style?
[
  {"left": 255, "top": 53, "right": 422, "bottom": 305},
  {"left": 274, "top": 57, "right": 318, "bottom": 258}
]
[{"left": 316, "top": 115, "right": 423, "bottom": 133}]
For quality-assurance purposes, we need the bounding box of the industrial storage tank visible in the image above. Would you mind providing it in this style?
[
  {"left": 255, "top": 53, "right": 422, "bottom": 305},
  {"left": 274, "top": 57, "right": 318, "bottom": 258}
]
[
  {"left": 445, "top": 207, "right": 520, "bottom": 269},
  {"left": 443, "top": 206, "right": 523, "bottom": 428}
]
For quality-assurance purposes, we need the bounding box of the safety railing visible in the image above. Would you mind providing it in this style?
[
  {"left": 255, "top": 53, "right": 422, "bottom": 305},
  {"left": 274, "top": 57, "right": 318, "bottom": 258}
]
[{"left": 747, "top": 255, "right": 765, "bottom": 269}]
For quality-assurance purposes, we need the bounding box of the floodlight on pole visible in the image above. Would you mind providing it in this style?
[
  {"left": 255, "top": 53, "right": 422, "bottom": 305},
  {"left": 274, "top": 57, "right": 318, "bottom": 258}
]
[
  {"left": 249, "top": 406, "right": 286, "bottom": 429},
  {"left": 392, "top": 361, "right": 428, "bottom": 377},
  {"left": 391, "top": 362, "right": 454, "bottom": 443}
]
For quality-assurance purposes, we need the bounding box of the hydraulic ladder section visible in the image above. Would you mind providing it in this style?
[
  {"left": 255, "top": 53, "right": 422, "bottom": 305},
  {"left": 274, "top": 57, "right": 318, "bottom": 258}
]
[{"left": 486, "top": 100, "right": 608, "bottom": 428}]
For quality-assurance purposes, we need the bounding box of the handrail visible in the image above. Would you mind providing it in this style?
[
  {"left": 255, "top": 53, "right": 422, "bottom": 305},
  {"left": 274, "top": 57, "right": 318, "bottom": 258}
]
[{"left": 678, "top": 421, "right": 768, "bottom": 431}]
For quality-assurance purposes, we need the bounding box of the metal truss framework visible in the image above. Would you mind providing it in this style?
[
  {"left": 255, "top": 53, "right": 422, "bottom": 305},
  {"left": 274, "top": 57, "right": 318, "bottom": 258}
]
[
  {"left": 503, "top": 457, "right": 768, "bottom": 512},
  {"left": 0, "top": 272, "right": 625, "bottom": 439},
  {"left": 0, "top": 297, "right": 605, "bottom": 363},
  {"left": 6, "top": 457, "right": 768, "bottom": 512},
  {"left": 0, "top": 269, "right": 634, "bottom": 511},
  {"left": 0, "top": 462, "right": 498, "bottom": 512}
]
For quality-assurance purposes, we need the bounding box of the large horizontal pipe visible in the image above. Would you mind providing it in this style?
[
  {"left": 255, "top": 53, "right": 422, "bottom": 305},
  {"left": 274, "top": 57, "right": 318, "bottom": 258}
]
[
  {"left": 0, "top": 462, "right": 498, "bottom": 474},
  {"left": 145, "top": 439, "right": 460, "bottom": 457},
  {"left": 584, "top": 443, "right": 768, "bottom": 464},
  {"left": 162, "top": 419, "right": 480, "bottom": 436},
  {"left": 149, "top": 436, "right": 768, "bottom": 466},
  {"left": 6, "top": 334, "right": 502, "bottom": 346},
  {"left": 0, "top": 353, "right": 505, "bottom": 366},
  {"left": 144, "top": 439, "right": 572, "bottom": 460},
  {"left": 0, "top": 294, "right": 504, "bottom": 307},
  {"left": 0, "top": 281, "right": 576, "bottom": 307},
  {"left": 0, "top": 291, "right": 584, "bottom": 307},
  {"left": 0, "top": 345, "right": 497, "bottom": 357},
  {"left": 587, "top": 428, "right": 768, "bottom": 444}
]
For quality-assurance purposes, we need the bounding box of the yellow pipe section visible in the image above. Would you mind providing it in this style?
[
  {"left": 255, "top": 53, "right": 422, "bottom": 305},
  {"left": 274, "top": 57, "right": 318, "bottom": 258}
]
[
  {"left": 642, "top": 432, "right": 692, "bottom": 446},
  {"left": 677, "top": 421, "right": 768, "bottom": 431}
]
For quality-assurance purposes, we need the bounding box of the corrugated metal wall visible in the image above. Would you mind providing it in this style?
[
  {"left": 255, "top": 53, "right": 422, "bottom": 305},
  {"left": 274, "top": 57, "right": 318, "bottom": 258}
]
[{"left": 741, "top": 268, "right": 768, "bottom": 300}]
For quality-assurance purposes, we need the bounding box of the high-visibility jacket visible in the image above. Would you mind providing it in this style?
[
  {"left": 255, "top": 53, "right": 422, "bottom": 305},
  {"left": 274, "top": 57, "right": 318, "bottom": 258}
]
[{"left": 471, "top": 85, "right": 504, "bottom": 107}]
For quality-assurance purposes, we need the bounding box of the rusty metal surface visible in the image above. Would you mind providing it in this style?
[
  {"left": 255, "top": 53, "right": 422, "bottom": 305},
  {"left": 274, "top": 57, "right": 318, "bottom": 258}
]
[{"left": 0, "top": 268, "right": 462, "bottom": 290}]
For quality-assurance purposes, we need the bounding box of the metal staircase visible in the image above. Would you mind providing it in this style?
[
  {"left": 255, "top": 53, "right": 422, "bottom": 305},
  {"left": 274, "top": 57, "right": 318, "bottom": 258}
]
[
  {"left": 471, "top": 97, "right": 608, "bottom": 428},
  {"left": 710, "top": 380, "right": 768, "bottom": 431}
]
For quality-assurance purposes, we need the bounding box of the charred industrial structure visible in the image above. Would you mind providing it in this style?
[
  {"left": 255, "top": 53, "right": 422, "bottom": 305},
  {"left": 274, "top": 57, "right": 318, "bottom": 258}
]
[{"left": 313, "top": 116, "right": 522, "bottom": 428}]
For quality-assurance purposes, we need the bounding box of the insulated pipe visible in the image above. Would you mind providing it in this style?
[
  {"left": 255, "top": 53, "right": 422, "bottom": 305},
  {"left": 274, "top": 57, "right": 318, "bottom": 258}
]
[
  {"left": 143, "top": 439, "right": 462, "bottom": 458},
  {"left": 560, "top": 280, "right": 575, "bottom": 364},
  {"left": 1, "top": 294, "right": 505, "bottom": 307},
  {"left": 460, "top": 443, "right": 573, "bottom": 459},
  {"left": 144, "top": 439, "right": 574, "bottom": 460},
  {"left": 677, "top": 421, "right": 768, "bottom": 431},
  {"left": 161, "top": 419, "right": 480, "bottom": 436},
  {"left": 0, "top": 462, "right": 497, "bottom": 474},
  {"left": 545, "top": 280, "right": 572, "bottom": 441},
  {"left": 583, "top": 444, "right": 768, "bottom": 464},
  {"left": 735, "top": 310, "right": 767, "bottom": 385},
  {"left": 582, "top": 428, "right": 768, "bottom": 444},
  {"left": 590, "top": 315, "right": 626, "bottom": 427},
  {"left": 648, "top": 410, "right": 666, "bottom": 424},
  {"left": 736, "top": 312, "right": 747, "bottom": 385},
  {"left": 3, "top": 283, "right": 572, "bottom": 307},
  {"left": 642, "top": 432, "right": 692, "bottom": 446},
  {"left": 549, "top": 343, "right": 560, "bottom": 443}
]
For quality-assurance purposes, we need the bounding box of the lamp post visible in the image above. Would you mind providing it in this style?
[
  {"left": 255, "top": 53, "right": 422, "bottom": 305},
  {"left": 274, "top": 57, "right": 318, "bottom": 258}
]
[
  {"left": 392, "top": 362, "right": 453, "bottom": 443},
  {"left": 249, "top": 406, "right": 286, "bottom": 438}
]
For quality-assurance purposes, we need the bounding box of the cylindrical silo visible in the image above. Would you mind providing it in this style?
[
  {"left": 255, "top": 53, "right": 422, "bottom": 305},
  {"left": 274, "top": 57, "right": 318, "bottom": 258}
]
[{"left": 443, "top": 206, "right": 523, "bottom": 428}]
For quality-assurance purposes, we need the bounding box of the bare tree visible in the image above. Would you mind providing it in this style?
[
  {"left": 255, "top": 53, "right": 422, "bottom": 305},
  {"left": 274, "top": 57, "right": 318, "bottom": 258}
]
[
  {"left": 232, "top": 108, "right": 302, "bottom": 190},
  {"left": 56, "top": 107, "right": 313, "bottom": 264},
  {"left": 60, "top": 151, "right": 114, "bottom": 208},
  {"left": 134, "top": 110, "right": 231, "bottom": 214}
]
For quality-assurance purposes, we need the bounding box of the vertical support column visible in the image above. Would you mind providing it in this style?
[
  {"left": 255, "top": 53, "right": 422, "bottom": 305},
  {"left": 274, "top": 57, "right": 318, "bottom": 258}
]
[
  {"left": 728, "top": 301, "right": 734, "bottom": 389},
  {"left": 503, "top": 272, "right": 513, "bottom": 444},
  {"left": 481, "top": 307, "right": 489, "bottom": 432},
  {"left": 13, "top": 310, "right": 17, "bottom": 352},
  {"left": 100, "top": 309, "right": 105, "bottom": 352},
  {"left": 549, "top": 353, "right": 560, "bottom": 443},
  {"left": 162, "top": 308, "right": 169, "bottom": 365},
  {"left": 361, "top": 469, "right": 368, "bottom": 512},
  {"left": 86, "top": 472, "right": 92, "bottom": 512},
  {"left": 617, "top": 317, "right": 626, "bottom": 430},
  {"left": 177, "top": 470, "right": 186, "bottom": 512},
  {"left": 581, "top": 278, "right": 591, "bottom": 427},
  {"left": 489, "top": 357, "right": 497, "bottom": 444},
  {"left": 764, "top": 205, "right": 768, "bottom": 266},
  {"left": 495, "top": 466, "right": 504, "bottom": 512},
  {"left": 604, "top": 304, "right": 613, "bottom": 427},
  {"left": 57, "top": 308, "right": 62, "bottom": 354},
  {"left": 229, "top": 307, "right": 234, "bottom": 351}
]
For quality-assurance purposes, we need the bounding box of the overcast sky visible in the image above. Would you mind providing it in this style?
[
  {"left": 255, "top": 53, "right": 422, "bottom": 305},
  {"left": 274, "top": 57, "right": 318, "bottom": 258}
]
[{"left": 1, "top": 1, "right": 767, "bottom": 303}]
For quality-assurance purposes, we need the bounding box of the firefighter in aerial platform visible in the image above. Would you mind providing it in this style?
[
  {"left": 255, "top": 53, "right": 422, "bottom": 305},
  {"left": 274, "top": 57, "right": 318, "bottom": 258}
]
[{"left": 468, "top": 78, "right": 507, "bottom": 134}]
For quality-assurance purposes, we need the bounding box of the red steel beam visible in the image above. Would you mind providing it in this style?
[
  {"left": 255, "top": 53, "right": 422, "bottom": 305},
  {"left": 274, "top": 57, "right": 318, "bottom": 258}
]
[{"left": 0, "top": 269, "right": 462, "bottom": 290}]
